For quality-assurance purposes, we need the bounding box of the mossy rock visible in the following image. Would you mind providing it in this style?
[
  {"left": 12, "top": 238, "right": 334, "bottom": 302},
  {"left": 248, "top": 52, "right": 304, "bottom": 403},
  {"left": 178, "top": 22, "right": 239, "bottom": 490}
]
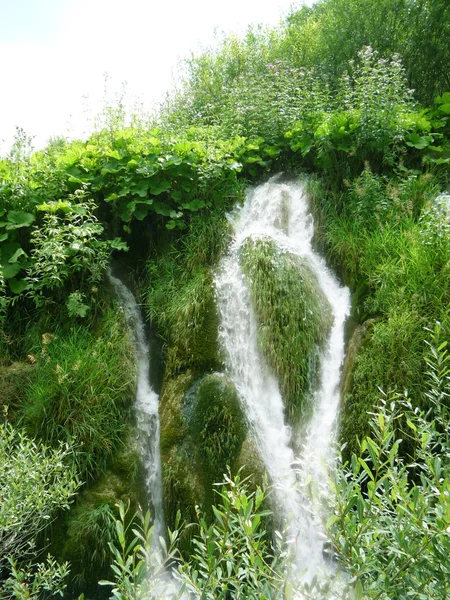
[
  {"left": 160, "top": 372, "right": 248, "bottom": 535},
  {"left": 159, "top": 371, "right": 194, "bottom": 455},
  {"left": 339, "top": 312, "right": 427, "bottom": 460},
  {"left": 156, "top": 268, "right": 223, "bottom": 379},
  {"left": 340, "top": 318, "right": 377, "bottom": 399},
  {"left": 162, "top": 444, "right": 205, "bottom": 536},
  {"left": 187, "top": 372, "right": 247, "bottom": 483},
  {"left": 240, "top": 237, "right": 333, "bottom": 426},
  {"left": 235, "top": 437, "right": 267, "bottom": 490}
]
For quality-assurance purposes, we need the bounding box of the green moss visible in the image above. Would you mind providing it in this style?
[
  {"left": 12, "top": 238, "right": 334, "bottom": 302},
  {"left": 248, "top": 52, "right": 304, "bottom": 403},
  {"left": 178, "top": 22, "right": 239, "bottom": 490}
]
[
  {"left": 160, "top": 372, "right": 247, "bottom": 537},
  {"left": 58, "top": 468, "right": 138, "bottom": 592},
  {"left": 0, "top": 362, "right": 34, "bottom": 419},
  {"left": 340, "top": 311, "right": 428, "bottom": 459},
  {"left": 188, "top": 373, "right": 247, "bottom": 482},
  {"left": 235, "top": 437, "right": 267, "bottom": 490},
  {"left": 159, "top": 372, "right": 193, "bottom": 455},
  {"left": 240, "top": 237, "right": 333, "bottom": 425},
  {"left": 164, "top": 268, "right": 222, "bottom": 377},
  {"left": 162, "top": 445, "right": 205, "bottom": 538}
]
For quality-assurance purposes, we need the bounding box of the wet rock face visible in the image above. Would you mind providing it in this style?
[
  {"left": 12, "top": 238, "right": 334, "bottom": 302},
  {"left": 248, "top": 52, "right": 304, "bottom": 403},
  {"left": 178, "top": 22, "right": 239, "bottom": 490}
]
[{"left": 239, "top": 237, "right": 333, "bottom": 426}]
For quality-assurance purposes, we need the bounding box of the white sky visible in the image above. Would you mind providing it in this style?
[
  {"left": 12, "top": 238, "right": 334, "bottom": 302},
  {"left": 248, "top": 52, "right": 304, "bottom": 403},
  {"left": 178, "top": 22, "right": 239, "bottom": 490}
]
[{"left": 0, "top": 0, "right": 312, "bottom": 154}]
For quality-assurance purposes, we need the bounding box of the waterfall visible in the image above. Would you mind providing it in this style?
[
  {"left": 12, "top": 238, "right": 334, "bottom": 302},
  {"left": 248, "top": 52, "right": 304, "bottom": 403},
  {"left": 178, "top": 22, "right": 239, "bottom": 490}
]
[
  {"left": 215, "top": 177, "right": 351, "bottom": 589},
  {"left": 108, "top": 272, "right": 165, "bottom": 542}
]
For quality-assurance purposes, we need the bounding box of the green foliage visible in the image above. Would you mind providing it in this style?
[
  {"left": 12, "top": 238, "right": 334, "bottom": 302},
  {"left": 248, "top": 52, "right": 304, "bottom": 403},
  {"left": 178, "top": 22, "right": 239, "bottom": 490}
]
[
  {"left": 326, "top": 332, "right": 450, "bottom": 599},
  {"left": 99, "top": 501, "right": 182, "bottom": 600},
  {"left": 282, "top": 0, "right": 450, "bottom": 105},
  {"left": 0, "top": 422, "right": 79, "bottom": 568},
  {"left": 17, "top": 307, "right": 136, "bottom": 479},
  {"left": 240, "top": 237, "right": 332, "bottom": 424},
  {"left": 26, "top": 190, "right": 122, "bottom": 308},
  {"left": 177, "top": 474, "right": 284, "bottom": 599},
  {"left": 103, "top": 475, "right": 285, "bottom": 600},
  {"left": 3, "top": 555, "right": 70, "bottom": 600}
]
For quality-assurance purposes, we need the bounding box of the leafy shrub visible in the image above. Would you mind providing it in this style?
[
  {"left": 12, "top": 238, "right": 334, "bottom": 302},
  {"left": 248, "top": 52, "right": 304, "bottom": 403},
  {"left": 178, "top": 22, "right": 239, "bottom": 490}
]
[
  {"left": 0, "top": 422, "right": 79, "bottom": 567},
  {"left": 326, "top": 331, "right": 450, "bottom": 599}
]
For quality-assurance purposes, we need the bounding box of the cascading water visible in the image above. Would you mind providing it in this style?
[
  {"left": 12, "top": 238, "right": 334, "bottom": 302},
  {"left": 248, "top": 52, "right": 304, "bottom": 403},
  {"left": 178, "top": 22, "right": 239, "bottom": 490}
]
[
  {"left": 108, "top": 273, "right": 165, "bottom": 543},
  {"left": 215, "top": 177, "right": 350, "bottom": 590}
]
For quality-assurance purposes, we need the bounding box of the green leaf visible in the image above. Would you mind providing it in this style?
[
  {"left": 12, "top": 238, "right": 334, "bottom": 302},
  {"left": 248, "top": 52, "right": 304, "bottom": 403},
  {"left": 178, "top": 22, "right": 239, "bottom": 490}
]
[
  {"left": 2, "top": 263, "right": 21, "bottom": 279},
  {"left": 0, "top": 233, "right": 8, "bottom": 242},
  {"left": 326, "top": 514, "right": 339, "bottom": 529},
  {"left": 354, "top": 579, "right": 364, "bottom": 600},
  {"left": 358, "top": 457, "right": 374, "bottom": 481},
  {"left": 170, "top": 190, "right": 182, "bottom": 202},
  {"left": 9, "top": 248, "right": 27, "bottom": 264},
  {"left": 181, "top": 199, "right": 206, "bottom": 212},
  {"left": 406, "top": 133, "right": 430, "bottom": 149},
  {"left": 133, "top": 205, "right": 149, "bottom": 220},
  {"left": 131, "top": 180, "right": 150, "bottom": 198},
  {"left": 8, "top": 277, "right": 28, "bottom": 294},
  {"left": 284, "top": 582, "right": 293, "bottom": 600},
  {"left": 438, "top": 103, "right": 450, "bottom": 115},
  {"left": 6, "top": 211, "right": 35, "bottom": 229},
  {"left": 148, "top": 180, "right": 171, "bottom": 195},
  {"left": 110, "top": 238, "right": 129, "bottom": 252},
  {"left": 153, "top": 201, "right": 174, "bottom": 216}
]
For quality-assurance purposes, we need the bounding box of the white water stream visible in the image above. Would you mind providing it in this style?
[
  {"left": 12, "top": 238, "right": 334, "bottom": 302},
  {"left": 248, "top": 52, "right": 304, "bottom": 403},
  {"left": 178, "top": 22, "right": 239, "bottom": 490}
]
[
  {"left": 108, "top": 273, "right": 165, "bottom": 543},
  {"left": 215, "top": 177, "right": 351, "bottom": 589}
]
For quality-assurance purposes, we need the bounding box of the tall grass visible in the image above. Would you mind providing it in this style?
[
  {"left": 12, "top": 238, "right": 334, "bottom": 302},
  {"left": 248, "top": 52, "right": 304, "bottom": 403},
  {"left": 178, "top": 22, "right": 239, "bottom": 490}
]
[{"left": 16, "top": 306, "right": 136, "bottom": 479}]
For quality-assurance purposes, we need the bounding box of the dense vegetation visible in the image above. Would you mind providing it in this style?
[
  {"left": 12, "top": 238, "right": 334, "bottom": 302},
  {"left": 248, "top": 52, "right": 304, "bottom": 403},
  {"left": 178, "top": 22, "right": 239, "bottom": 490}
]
[{"left": 1, "top": 0, "right": 450, "bottom": 598}]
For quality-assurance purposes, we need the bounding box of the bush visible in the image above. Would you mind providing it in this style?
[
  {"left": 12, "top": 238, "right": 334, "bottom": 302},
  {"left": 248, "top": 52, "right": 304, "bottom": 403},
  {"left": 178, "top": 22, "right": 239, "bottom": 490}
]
[{"left": 0, "top": 422, "right": 79, "bottom": 568}]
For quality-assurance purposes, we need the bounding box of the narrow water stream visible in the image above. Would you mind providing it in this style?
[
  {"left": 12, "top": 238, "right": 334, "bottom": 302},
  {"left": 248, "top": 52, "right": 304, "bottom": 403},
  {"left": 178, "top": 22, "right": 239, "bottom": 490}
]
[
  {"left": 108, "top": 273, "right": 165, "bottom": 543},
  {"left": 215, "top": 178, "right": 350, "bottom": 588}
]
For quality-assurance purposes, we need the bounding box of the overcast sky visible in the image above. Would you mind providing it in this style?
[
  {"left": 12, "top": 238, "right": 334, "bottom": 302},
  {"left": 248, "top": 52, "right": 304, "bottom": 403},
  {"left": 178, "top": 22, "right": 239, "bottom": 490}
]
[{"left": 0, "top": 0, "right": 312, "bottom": 153}]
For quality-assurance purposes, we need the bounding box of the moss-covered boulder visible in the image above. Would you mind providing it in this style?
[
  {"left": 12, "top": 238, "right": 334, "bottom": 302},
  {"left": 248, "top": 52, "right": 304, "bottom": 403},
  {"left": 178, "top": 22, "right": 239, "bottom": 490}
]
[
  {"left": 340, "top": 311, "right": 427, "bottom": 460},
  {"left": 240, "top": 237, "right": 333, "bottom": 426},
  {"left": 160, "top": 372, "right": 247, "bottom": 534},
  {"left": 187, "top": 372, "right": 247, "bottom": 481},
  {"left": 235, "top": 437, "right": 267, "bottom": 490}
]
